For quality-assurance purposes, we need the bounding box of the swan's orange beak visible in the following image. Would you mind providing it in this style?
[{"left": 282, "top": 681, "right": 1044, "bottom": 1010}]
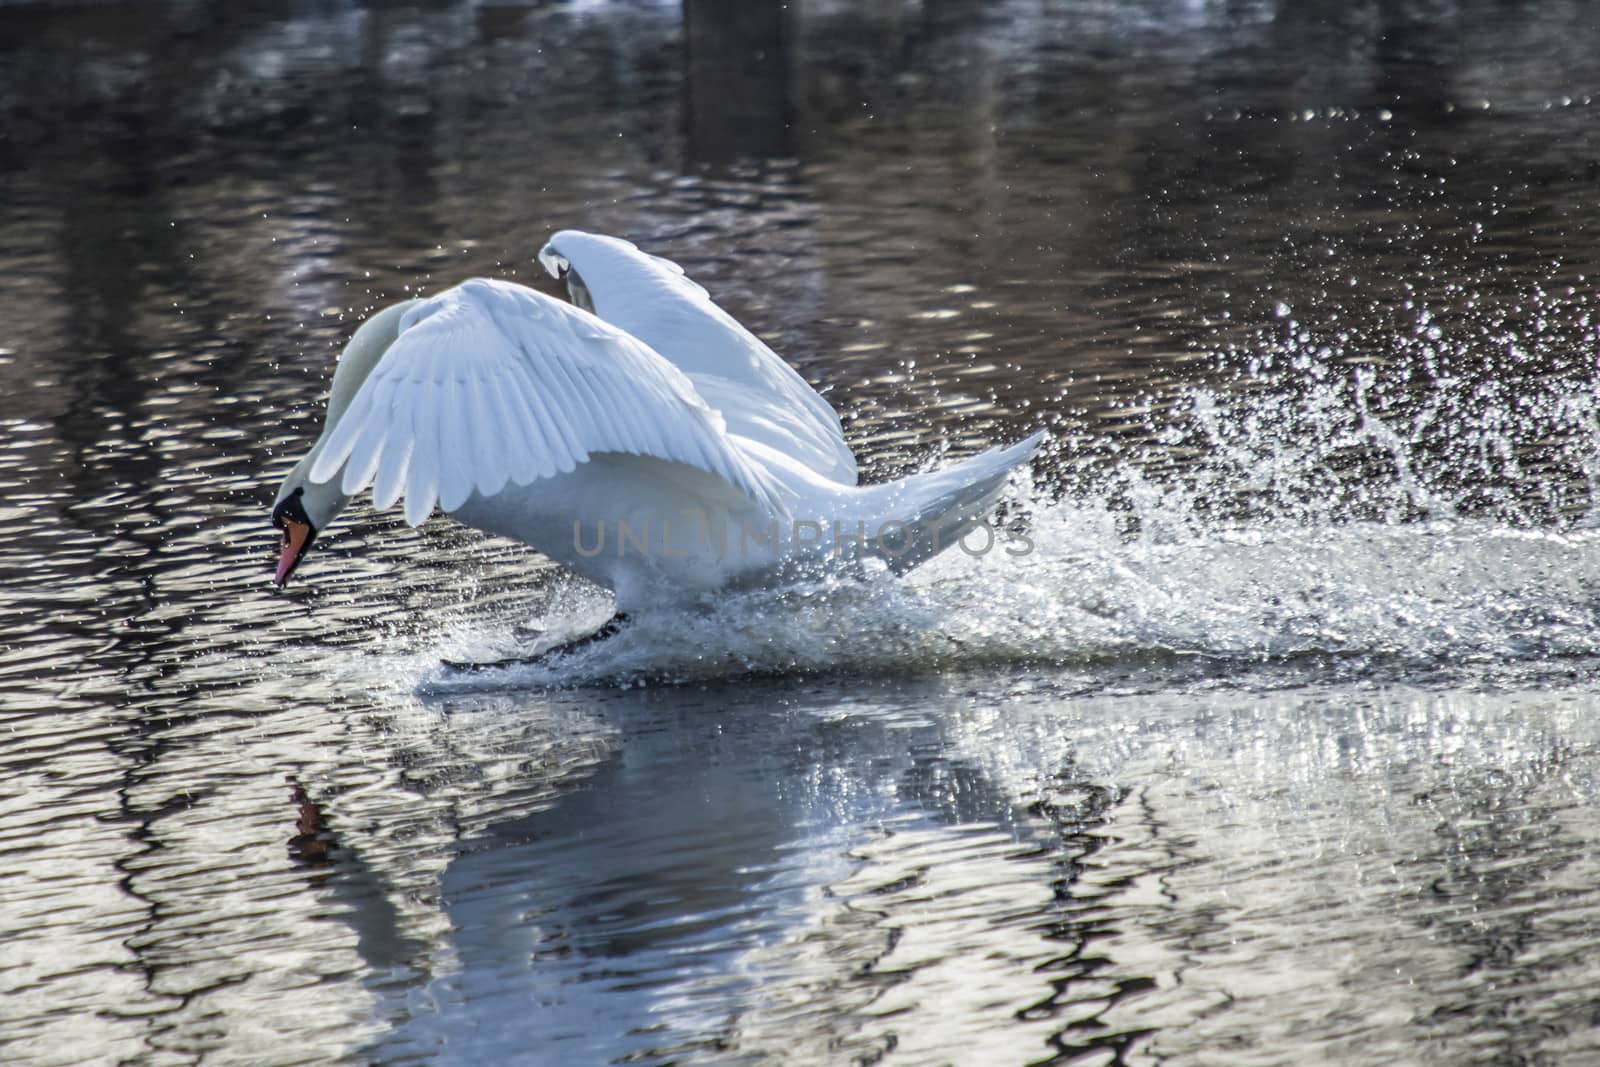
[
  {"left": 271, "top": 487, "right": 317, "bottom": 587},
  {"left": 274, "top": 519, "right": 313, "bottom": 586}
]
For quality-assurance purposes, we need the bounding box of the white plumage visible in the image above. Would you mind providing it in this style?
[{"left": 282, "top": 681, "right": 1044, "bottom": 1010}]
[
  {"left": 272, "top": 230, "right": 1045, "bottom": 610},
  {"left": 310, "top": 277, "right": 785, "bottom": 523},
  {"left": 537, "top": 229, "right": 857, "bottom": 486}
]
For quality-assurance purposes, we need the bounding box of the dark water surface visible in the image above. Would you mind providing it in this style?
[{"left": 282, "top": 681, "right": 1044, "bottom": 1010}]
[{"left": 6, "top": 1, "right": 1600, "bottom": 1063}]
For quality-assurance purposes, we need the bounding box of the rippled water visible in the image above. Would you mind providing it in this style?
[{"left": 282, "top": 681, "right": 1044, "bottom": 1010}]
[{"left": 6, "top": 0, "right": 1600, "bottom": 1063}]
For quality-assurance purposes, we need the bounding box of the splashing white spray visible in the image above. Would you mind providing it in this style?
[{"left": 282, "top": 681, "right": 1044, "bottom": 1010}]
[{"left": 411, "top": 284, "right": 1600, "bottom": 693}]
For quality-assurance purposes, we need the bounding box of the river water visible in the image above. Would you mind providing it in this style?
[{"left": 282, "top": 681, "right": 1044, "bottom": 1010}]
[{"left": 4, "top": 0, "right": 1600, "bottom": 1063}]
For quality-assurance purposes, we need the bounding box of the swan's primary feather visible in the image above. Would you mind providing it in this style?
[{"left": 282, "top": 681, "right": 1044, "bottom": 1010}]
[
  {"left": 539, "top": 231, "right": 858, "bottom": 486},
  {"left": 309, "top": 277, "right": 787, "bottom": 523}
]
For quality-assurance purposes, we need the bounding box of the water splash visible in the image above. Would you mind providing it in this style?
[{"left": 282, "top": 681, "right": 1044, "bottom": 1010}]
[
  {"left": 412, "top": 502, "right": 1600, "bottom": 693},
  {"left": 405, "top": 281, "right": 1600, "bottom": 694}
]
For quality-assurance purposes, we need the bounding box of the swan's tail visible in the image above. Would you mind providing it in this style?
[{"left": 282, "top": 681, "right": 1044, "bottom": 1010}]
[{"left": 857, "top": 430, "right": 1047, "bottom": 574}]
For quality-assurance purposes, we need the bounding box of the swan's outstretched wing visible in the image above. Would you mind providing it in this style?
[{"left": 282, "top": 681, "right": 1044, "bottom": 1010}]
[
  {"left": 538, "top": 230, "right": 859, "bottom": 486},
  {"left": 308, "top": 278, "right": 786, "bottom": 525}
]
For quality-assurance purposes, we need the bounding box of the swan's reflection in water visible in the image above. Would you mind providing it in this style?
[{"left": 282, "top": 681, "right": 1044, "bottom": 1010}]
[
  {"left": 377, "top": 681, "right": 1111, "bottom": 1065},
  {"left": 355, "top": 679, "right": 1600, "bottom": 1066}
]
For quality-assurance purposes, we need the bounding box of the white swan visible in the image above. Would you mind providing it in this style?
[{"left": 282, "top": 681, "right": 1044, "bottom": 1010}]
[{"left": 271, "top": 230, "right": 1045, "bottom": 613}]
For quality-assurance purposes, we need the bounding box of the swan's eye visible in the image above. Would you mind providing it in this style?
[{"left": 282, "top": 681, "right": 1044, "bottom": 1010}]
[{"left": 272, "top": 487, "right": 308, "bottom": 532}]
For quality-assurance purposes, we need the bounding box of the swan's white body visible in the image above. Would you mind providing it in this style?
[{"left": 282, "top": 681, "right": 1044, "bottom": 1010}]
[{"left": 273, "top": 230, "right": 1044, "bottom": 609}]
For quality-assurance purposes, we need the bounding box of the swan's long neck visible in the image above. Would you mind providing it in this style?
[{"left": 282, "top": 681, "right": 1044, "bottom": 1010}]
[{"left": 274, "top": 299, "right": 419, "bottom": 526}]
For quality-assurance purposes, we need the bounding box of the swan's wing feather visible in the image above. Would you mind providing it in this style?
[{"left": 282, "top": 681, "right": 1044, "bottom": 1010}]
[
  {"left": 310, "top": 278, "right": 784, "bottom": 523},
  {"left": 336, "top": 375, "right": 391, "bottom": 496},
  {"left": 371, "top": 428, "right": 412, "bottom": 512},
  {"left": 540, "top": 230, "right": 858, "bottom": 486}
]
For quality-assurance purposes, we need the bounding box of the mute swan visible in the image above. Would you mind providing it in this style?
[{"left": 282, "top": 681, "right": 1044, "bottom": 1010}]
[{"left": 271, "top": 230, "right": 1044, "bottom": 620}]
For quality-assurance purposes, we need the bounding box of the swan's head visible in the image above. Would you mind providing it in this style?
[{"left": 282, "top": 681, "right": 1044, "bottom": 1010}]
[
  {"left": 270, "top": 481, "right": 337, "bottom": 586},
  {"left": 270, "top": 299, "right": 417, "bottom": 586},
  {"left": 270, "top": 488, "right": 316, "bottom": 585}
]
